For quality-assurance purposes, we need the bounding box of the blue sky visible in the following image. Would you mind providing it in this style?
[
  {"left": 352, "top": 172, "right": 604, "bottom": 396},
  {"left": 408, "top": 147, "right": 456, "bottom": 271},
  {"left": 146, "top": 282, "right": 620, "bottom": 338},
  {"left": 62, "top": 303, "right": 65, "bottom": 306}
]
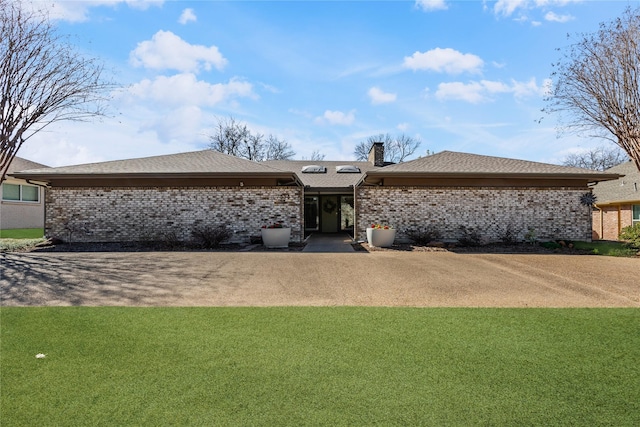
[{"left": 21, "top": 0, "right": 639, "bottom": 167}]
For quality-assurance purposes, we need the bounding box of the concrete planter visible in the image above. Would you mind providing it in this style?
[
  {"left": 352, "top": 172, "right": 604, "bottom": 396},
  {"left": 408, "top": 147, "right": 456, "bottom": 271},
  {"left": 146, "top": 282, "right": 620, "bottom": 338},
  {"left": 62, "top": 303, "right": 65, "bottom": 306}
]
[
  {"left": 261, "top": 227, "right": 291, "bottom": 248},
  {"left": 366, "top": 228, "right": 396, "bottom": 248}
]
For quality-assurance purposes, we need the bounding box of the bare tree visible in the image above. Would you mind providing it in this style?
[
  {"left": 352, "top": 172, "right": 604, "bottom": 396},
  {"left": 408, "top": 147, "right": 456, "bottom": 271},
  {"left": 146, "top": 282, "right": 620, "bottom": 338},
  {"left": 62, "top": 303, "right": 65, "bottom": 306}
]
[
  {"left": 353, "top": 133, "right": 421, "bottom": 163},
  {"left": 562, "top": 146, "right": 628, "bottom": 170},
  {"left": 0, "top": 0, "right": 113, "bottom": 182},
  {"left": 309, "top": 150, "right": 325, "bottom": 161},
  {"left": 264, "top": 134, "right": 295, "bottom": 161},
  {"left": 208, "top": 116, "right": 295, "bottom": 161},
  {"left": 545, "top": 7, "right": 640, "bottom": 171}
]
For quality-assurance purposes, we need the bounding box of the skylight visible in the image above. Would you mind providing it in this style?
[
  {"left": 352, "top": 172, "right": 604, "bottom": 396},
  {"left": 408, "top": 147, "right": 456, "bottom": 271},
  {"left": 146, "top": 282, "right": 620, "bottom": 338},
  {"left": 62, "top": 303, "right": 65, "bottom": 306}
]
[
  {"left": 336, "top": 165, "right": 361, "bottom": 173},
  {"left": 301, "top": 165, "right": 326, "bottom": 173}
]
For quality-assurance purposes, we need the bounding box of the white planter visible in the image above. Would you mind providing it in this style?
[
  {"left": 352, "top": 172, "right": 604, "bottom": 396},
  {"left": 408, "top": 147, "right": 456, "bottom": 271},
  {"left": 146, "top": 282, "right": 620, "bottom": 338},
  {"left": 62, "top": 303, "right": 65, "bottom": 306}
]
[
  {"left": 261, "top": 228, "right": 291, "bottom": 248},
  {"left": 366, "top": 228, "right": 396, "bottom": 248}
]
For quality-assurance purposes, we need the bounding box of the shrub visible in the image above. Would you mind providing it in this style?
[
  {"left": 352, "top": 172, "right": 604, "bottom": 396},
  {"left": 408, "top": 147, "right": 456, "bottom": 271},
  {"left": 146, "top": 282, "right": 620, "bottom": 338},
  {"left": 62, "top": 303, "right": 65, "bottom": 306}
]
[
  {"left": 540, "top": 241, "right": 562, "bottom": 250},
  {"left": 619, "top": 223, "right": 640, "bottom": 249},
  {"left": 191, "top": 224, "right": 232, "bottom": 249},
  {"left": 457, "top": 225, "right": 482, "bottom": 247},
  {"left": 498, "top": 223, "right": 519, "bottom": 244},
  {"left": 154, "top": 230, "right": 182, "bottom": 249},
  {"left": 524, "top": 227, "right": 537, "bottom": 245},
  {"left": 406, "top": 226, "right": 442, "bottom": 245}
]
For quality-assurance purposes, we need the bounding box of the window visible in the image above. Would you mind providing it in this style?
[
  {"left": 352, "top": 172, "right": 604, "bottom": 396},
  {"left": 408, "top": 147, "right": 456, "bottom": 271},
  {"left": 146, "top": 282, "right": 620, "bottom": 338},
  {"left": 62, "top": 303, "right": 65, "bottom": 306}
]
[
  {"left": 2, "top": 183, "right": 39, "bottom": 202},
  {"left": 633, "top": 205, "right": 640, "bottom": 225},
  {"left": 336, "top": 165, "right": 361, "bottom": 173},
  {"left": 301, "top": 165, "right": 326, "bottom": 173}
]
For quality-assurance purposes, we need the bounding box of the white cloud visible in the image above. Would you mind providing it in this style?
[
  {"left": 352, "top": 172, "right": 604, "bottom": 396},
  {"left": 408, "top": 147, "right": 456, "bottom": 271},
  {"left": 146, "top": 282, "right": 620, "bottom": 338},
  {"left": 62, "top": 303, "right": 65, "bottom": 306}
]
[
  {"left": 315, "top": 110, "right": 356, "bottom": 126},
  {"left": 397, "top": 122, "right": 410, "bottom": 131},
  {"left": 37, "top": 1, "right": 163, "bottom": 22},
  {"left": 141, "top": 106, "right": 205, "bottom": 144},
  {"left": 368, "top": 87, "right": 397, "bottom": 105},
  {"left": 178, "top": 8, "right": 197, "bottom": 24},
  {"left": 415, "top": 0, "right": 448, "bottom": 12},
  {"left": 436, "top": 82, "right": 487, "bottom": 103},
  {"left": 403, "top": 48, "right": 483, "bottom": 74},
  {"left": 493, "top": 0, "right": 528, "bottom": 17},
  {"left": 130, "top": 31, "right": 227, "bottom": 73},
  {"left": 128, "top": 74, "right": 255, "bottom": 107},
  {"left": 491, "top": 0, "right": 582, "bottom": 18},
  {"left": 544, "top": 11, "right": 574, "bottom": 23},
  {"left": 435, "top": 78, "right": 546, "bottom": 103}
]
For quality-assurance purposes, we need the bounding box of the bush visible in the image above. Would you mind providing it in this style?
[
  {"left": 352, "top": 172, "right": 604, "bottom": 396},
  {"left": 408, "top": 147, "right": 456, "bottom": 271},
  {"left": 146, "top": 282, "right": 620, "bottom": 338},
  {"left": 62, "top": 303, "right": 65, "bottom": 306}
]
[
  {"left": 540, "top": 241, "right": 562, "bottom": 250},
  {"left": 191, "top": 224, "right": 232, "bottom": 249},
  {"left": 524, "top": 227, "right": 537, "bottom": 245},
  {"left": 619, "top": 223, "right": 640, "bottom": 249},
  {"left": 498, "top": 223, "right": 519, "bottom": 244},
  {"left": 406, "top": 226, "right": 442, "bottom": 245},
  {"left": 457, "top": 225, "right": 482, "bottom": 247}
]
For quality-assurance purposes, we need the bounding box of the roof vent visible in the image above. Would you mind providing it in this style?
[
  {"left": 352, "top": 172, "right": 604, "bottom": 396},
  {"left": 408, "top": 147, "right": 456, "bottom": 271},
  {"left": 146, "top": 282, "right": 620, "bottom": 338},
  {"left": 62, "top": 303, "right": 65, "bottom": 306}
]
[
  {"left": 336, "top": 165, "right": 361, "bottom": 173},
  {"left": 301, "top": 165, "right": 326, "bottom": 173}
]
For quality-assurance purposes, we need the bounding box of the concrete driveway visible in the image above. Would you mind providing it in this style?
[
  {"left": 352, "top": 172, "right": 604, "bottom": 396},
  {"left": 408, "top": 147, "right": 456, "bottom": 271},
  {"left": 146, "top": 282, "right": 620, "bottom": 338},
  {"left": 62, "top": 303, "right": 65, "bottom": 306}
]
[{"left": 1, "top": 251, "right": 638, "bottom": 307}]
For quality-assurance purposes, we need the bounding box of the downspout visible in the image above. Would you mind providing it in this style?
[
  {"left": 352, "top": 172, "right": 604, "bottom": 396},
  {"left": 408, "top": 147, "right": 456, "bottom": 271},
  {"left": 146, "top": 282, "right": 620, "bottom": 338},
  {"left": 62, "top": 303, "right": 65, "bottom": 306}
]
[{"left": 618, "top": 205, "right": 622, "bottom": 239}]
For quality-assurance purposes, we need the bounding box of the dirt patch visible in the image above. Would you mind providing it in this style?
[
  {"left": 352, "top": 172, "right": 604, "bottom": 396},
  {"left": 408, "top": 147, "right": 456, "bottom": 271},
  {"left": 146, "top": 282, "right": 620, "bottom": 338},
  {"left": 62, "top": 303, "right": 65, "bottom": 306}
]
[
  {"left": 2, "top": 249, "right": 638, "bottom": 308},
  {"left": 26, "top": 240, "right": 306, "bottom": 253}
]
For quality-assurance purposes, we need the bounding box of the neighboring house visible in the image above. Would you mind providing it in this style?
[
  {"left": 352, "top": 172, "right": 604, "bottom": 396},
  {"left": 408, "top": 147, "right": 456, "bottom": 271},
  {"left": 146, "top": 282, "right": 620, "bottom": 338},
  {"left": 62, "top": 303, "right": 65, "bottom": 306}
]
[
  {"left": 591, "top": 160, "right": 640, "bottom": 240},
  {"left": 12, "top": 144, "right": 620, "bottom": 244},
  {"left": 1, "top": 157, "right": 49, "bottom": 235}
]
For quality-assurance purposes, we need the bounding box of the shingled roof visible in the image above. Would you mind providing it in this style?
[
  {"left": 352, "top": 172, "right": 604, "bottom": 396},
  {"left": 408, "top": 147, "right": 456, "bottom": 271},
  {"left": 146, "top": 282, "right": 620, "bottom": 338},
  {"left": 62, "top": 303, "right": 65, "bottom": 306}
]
[
  {"left": 366, "top": 151, "right": 620, "bottom": 180},
  {"left": 12, "top": 149, "right": 622, "bottom": 187},
  {"left": 12, "top": 150, "right": 293, "bottom": 179},
  {"left": 263, "top": 160, "right": 376, "bottom": 188},
  {"left": 592, "top": 160, "right": 640, "bottom": 205},
  {"left": 6, "top": 157, "right": 49, "bottom": 174}
]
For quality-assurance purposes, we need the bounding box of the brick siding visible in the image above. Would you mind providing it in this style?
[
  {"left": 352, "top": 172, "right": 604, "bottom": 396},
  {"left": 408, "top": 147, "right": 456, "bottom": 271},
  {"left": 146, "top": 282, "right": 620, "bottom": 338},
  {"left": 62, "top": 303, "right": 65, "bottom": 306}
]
[
  {"left": 356, "top": 186, "right": 591, "bottom": 243},
  {"left": 592, "top": 204, "right": 633, "bottom": 240},
  {"left": 45, "top": 186, "right": 302, "bottom": 243}
]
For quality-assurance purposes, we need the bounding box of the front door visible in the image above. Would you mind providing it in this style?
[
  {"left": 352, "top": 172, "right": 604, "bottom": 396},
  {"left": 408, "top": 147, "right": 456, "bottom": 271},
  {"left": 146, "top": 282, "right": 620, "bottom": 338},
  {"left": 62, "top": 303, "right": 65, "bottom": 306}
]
[{"left": 320, "top": 195, "right": 339, "bottom": 233}]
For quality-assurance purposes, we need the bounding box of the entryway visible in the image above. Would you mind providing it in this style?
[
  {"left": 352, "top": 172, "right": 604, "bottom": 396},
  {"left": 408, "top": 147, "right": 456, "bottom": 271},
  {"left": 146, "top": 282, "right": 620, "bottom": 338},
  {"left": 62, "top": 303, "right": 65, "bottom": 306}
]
[
  {"left": 302, "top": 233, "right": 355, "bottom": 252},
  {"left": 304, "top": 195, "right": 354, "bottom": 236}
]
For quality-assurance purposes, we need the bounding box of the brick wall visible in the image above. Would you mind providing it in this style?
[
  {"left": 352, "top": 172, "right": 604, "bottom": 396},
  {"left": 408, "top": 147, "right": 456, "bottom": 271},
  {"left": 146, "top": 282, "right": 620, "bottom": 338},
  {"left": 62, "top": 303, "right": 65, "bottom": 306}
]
[
  {"left": 45, "top": 186, "right": 302, "bottom": 243},
  {"left": 356, "top": 186, "right": 592, "bottom": 243},
  {"left": 593, "top": 204, "right": 633, "bottom": 240}
]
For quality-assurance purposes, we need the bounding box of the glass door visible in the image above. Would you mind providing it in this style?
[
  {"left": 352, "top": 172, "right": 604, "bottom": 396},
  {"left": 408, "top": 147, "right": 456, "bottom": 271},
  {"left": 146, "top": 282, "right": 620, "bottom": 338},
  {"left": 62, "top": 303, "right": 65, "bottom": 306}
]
[
  {"left": 304, "top": 196, "right": 319, "bottom": 234},
  {"left": 340, "top": 196, "right": 355, "bottom": 236}
]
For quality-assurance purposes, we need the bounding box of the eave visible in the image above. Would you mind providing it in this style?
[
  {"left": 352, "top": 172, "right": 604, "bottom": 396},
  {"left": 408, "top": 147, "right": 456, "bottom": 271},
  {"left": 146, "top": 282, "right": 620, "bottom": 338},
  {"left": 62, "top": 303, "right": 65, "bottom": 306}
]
[
  {"left": 360, "top": 171, "right": 623, "bottom": 187},
  {"left": 10, "top": 171, "right": 302, "bottom": 188}
]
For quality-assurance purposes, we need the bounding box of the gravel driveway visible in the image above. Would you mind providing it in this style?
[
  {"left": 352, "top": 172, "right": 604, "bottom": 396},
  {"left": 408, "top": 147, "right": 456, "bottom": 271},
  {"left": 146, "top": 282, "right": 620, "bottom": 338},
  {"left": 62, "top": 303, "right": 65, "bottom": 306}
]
[{"left": 1, "top": 251, "right": 638, "bottom": 307}]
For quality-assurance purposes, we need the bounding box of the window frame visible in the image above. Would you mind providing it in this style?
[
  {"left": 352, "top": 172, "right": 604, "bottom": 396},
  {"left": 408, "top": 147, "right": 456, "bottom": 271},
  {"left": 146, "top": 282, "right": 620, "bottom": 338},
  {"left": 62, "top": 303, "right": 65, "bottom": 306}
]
[
  {"left": 1, "top": 183, "right": 40, "bottom": 203},
  {"left": 633, "top": 205, "right": 640, "bottom": 225}
]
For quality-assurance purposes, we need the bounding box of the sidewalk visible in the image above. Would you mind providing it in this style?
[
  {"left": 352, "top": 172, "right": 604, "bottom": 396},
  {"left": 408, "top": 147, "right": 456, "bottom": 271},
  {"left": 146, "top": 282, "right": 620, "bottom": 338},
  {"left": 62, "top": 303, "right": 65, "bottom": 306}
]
[{"left": 302, "top": 233, "right": 355, "bottom": 252}]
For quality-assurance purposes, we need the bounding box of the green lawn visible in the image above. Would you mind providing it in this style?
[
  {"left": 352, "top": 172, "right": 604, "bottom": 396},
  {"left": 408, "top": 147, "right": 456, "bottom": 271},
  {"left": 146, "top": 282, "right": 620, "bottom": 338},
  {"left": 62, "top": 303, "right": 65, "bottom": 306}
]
[
  {"left": 572, "top": 240, "right": 638, "bottom": 257},
  {"left": 0, "top": 228, "right": 44, "bottom": 239},
  {"left": 2, "top": 307, "right": 638, "bottom": 426}
]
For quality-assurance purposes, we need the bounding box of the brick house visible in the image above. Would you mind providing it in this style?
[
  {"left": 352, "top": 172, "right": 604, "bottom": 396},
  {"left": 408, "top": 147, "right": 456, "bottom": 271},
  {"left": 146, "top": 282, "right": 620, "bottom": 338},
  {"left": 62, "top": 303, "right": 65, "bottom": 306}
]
[
  {"left": 591, "top": 160, "right": 640, "bottom": 240},
  {"left": 1, "top": 157, "right": 49, "bottom": 236},
  {"left": 12, "top": 144, "right": 619, "bottom": 244}
]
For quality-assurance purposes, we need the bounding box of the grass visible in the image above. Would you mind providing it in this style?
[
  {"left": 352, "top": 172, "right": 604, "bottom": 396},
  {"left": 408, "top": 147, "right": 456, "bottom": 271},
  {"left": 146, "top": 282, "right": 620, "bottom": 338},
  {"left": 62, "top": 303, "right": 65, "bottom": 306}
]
[
  {"left": 0, "top": 228, "right": 44, "bottom": 239},
  {"left": 2, "top": 307, "right": 639, "bottom": 426},
  {"left": 572, "top": 240, "right": 638, "bottom": 257}
]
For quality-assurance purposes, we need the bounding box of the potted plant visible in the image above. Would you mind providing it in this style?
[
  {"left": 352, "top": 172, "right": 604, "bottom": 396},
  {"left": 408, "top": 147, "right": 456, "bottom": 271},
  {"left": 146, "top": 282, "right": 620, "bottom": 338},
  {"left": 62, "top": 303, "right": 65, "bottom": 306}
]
[
  {"left": 261, "top": 223, "right": 291, "bottom": 248},
  {"left": 366, "top": 224, "right": 396, "bottom": 248}
]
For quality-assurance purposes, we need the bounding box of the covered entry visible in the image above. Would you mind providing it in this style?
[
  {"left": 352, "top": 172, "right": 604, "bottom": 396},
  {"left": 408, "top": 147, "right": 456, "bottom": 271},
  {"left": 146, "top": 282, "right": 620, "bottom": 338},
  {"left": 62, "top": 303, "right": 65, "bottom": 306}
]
[{"left": 304, "top": 195, "right": 354, "bottom": 236}]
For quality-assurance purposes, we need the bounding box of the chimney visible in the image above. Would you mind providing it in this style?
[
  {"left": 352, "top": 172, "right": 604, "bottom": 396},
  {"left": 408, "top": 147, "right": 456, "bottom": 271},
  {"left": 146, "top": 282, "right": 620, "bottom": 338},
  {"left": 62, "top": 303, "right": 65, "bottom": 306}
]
[{"left": 368, "top": 142, "right": 385, "bottom": 167}]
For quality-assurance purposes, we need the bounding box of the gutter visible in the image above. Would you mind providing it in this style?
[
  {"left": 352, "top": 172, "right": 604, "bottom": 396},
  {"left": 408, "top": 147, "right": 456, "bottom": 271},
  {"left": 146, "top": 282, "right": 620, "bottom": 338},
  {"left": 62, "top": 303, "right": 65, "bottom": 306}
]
[{"left": 363, "top": 171, "right": 623, "bottom": 182}]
